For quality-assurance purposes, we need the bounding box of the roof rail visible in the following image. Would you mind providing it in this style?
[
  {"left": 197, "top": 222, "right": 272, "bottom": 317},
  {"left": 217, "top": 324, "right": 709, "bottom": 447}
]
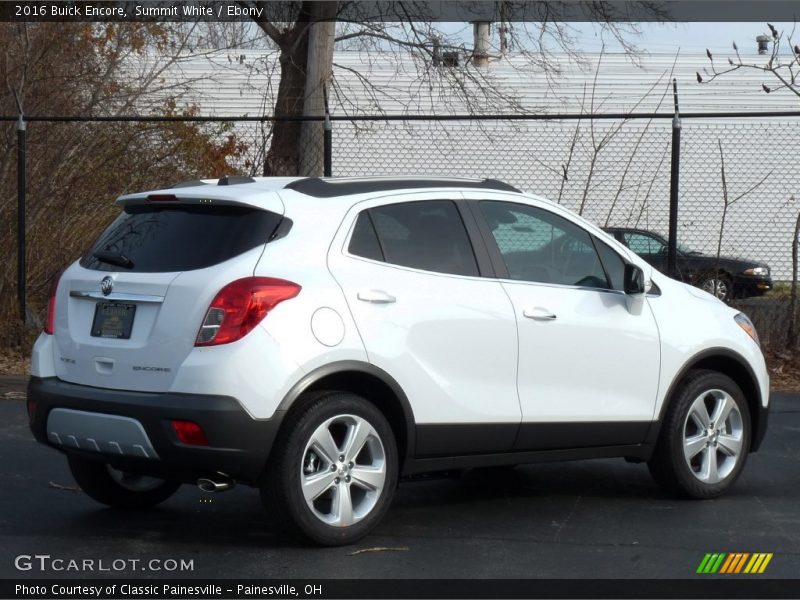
[{"left": 284, "top": 177, "right": 521, "bottom": 198}]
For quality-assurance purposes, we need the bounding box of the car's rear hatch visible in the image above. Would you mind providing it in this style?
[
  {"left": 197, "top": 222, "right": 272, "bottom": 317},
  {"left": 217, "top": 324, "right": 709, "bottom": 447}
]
[{"left": 52, "top": 194, "right": 285, "bottom": 392}]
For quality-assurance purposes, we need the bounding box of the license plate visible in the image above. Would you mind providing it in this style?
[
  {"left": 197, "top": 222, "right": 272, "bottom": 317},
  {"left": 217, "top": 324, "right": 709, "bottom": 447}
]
[{"left": 91, "top": 302, "right": 136, "bottom": 339}]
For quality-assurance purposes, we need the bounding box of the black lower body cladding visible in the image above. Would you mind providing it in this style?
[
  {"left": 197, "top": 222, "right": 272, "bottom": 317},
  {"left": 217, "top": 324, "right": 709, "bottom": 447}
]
[{"left": 27, "top": 377, "right": 283, "bottom": 484}]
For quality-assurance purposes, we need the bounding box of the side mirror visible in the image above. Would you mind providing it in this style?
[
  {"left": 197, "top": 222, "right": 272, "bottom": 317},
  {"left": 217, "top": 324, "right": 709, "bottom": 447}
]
[{"left": 624, "top": 264, "right": 646, "bottom": 295}]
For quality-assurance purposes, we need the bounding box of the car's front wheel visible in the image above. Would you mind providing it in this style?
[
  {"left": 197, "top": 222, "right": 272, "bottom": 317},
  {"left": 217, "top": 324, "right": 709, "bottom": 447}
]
[
  {"left": 261, "top": 392, "right": 398, "bottom": 546},
  {"left": 648, "top": 369, "right": 750, "bottom": 498},
  {"left": 67, "top": 456, "right": 181, "bottom": 508}
]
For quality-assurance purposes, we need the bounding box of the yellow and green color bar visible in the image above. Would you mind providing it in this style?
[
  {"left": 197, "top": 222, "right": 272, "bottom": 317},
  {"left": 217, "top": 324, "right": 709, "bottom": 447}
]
[{"left": 697, "top": 553, "right": 773, "bottom": 574}]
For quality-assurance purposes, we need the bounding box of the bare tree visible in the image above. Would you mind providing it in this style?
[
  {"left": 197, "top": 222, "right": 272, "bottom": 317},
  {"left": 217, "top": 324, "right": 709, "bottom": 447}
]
[
  {"left": 557, "top": 120, "right": 580, "bottom": 204},
  {"left": 630, "top": 141, "right": 669, "bottom": 228},
  {"left": 603, "top": 53, "right": 678, "bottom": 226},
  {"left": 697, "top": 22, "right": 800, "bottom": 100},
  {"left": 185, "top": 22, "right": 274, "bottom": 51},
  {"left": 0, "top": 23, "right": 245, "bottom": 342},
  {"left": 576, "top": 52, "right": 667, "bottom": 216},
  {"left": 232, "top": 1, "right": 661, "bottom": 176},
  {"left": 708, "top": 140, "right": 772, "bottom": 298}
]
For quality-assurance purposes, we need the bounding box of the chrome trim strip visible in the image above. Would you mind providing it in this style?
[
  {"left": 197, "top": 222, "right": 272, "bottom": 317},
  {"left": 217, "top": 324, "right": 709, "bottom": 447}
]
[{"left": 69, "top": 290, "right": 165, "bottom": 303}]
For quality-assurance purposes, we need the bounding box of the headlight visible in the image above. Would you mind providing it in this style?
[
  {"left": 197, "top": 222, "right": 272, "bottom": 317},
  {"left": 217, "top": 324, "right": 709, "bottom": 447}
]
[
  {"left": 734, "top": 313, "right": 760, "bottom": 346},
  {"left": 743, "top": 266, "right": 769, "bottom": 276}
]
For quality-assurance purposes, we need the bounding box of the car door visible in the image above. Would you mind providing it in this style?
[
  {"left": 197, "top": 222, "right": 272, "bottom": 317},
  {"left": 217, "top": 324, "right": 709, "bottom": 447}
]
[
  {"left": 327, "top": 194, "right": 521, "bottom": 457},
  {"left": 467, "top": 196, "right": 661, "bottom": 451}
]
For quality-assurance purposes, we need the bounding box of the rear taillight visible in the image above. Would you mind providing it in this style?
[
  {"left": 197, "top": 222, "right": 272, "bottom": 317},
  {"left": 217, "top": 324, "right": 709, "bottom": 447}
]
[
  {"left": 195, "top": 277, "right": 301, "bottom": 347},
  {"left": 44, "top": 272, "right": 62, "bottom": 335}
]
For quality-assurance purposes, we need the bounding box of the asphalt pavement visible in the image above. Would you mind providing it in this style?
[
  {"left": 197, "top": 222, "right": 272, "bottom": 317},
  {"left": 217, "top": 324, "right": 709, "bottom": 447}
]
[{"left": 1, "top": 377, "right": 798, "bottom": 579}]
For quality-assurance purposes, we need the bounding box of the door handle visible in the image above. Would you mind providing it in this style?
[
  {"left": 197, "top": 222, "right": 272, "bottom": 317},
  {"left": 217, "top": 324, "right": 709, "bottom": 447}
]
[
  {"left": 522, "top": 307, "right": 557, "bottom": 321},
  {"left": 357, "top": 289, "right": 396, "bottom": 304}
]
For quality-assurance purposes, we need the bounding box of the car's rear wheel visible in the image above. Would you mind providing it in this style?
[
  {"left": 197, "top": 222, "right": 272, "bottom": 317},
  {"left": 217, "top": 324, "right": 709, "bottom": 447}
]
[
  {"left": 648, "top": 369, "right": 750, "bottom": 498},
  {"left": 261, "top": 392, "right": 398, "bottom": 546},
  {"left": 698, "top": 273, "right": 733, "bottom": 303},
  {"left": 67, "top": 456, "right": 181, "bottom": 508}
]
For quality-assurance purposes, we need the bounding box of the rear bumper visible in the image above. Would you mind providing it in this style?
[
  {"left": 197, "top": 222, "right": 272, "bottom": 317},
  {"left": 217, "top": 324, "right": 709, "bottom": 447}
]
[{"left": 28, "top": 377, "right": 283, "bottom": 484}]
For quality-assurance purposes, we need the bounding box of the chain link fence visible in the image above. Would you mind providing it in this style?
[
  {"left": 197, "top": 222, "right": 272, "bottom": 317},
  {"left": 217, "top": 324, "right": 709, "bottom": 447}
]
[
  {"left": 319, "top": 117, "right": 798, "bottom": 281},
  {"left": 2, "top": 113, "right": 799, "bottom": 353}
]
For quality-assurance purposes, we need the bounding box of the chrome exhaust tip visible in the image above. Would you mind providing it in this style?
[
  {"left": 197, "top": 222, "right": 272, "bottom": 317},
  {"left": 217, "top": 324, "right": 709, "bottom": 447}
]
[{"left": 197, "top": 474, "right": 234, "bottom": 493}]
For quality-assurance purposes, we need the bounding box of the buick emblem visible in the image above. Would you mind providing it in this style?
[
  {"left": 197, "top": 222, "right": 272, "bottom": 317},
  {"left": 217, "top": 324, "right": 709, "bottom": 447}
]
[{"left": 100, "top": 276, "right": 114, "bottom": 296}]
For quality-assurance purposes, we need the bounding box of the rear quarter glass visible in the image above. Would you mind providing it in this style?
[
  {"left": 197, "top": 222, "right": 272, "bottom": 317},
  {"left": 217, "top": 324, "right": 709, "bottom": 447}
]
[{"left": 80, "top": 205, "right": 284, "bottom": 273}]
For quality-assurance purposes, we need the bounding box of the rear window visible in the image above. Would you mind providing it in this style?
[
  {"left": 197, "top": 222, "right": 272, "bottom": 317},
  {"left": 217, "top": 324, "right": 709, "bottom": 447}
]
[
  {"left": 80, "top": 205, "right": 284, "bottom": 273},
  {"left": 349, "top": 200, "right": 479, "bottom": 277},
  {"left": 348, "top": 212, "right": 384, "bottom": 262}
]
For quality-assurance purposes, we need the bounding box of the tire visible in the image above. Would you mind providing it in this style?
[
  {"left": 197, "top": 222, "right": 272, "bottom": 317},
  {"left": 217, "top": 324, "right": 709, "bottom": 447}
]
[
  {"left": 261, "top": 391, "right": 398, "bottom": 546},
  {"left": 698, "top": 273, "right": 733, "bottom": 303},
  {"left": 67, "top": 456, "right": 181, "bottom": 509},
  {"left": 648, "top": 369, "right": 751, "bottom": 499}
]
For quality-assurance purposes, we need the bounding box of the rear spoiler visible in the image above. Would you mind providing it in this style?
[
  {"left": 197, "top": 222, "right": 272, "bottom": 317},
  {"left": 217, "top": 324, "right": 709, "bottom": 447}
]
[
  {"left": 116, "top": 189, "right": 285, "bottom": 215},
  {"left": 115, "top": 194, "right": 272, "bottom": 209},
  {"left": 115, "top": 176, "right": 289, "bottom": 214}
]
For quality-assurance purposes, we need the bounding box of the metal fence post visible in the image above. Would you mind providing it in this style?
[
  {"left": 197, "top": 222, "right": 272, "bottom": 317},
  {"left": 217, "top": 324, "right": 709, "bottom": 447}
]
[
  {"left": 17, "top": 113, "right": 27, "bottom": 324},
  {"left": 323, "top": 86, "right": 332, "bottom": 177},
  {"left": 323, "top": 113, "right": 332, "bottom": 177},
  {"left": 667, "top": 79, "right": 681, "bottom": 278}
]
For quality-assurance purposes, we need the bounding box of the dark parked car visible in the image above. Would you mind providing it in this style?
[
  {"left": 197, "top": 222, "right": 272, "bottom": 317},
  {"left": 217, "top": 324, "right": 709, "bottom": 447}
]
[{"left": 604, "top": 227, "right": 773, "bottom": 302}]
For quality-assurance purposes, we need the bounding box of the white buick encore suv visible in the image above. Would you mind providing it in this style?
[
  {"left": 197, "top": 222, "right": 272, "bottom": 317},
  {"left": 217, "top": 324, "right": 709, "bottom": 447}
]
[{"left": 28, "top": 176, "right": 769, "bottom": 546}]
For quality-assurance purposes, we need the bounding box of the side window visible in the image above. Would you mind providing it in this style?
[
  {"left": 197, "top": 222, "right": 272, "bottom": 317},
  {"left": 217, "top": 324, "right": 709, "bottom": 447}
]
[
  {"left": 348, "top": 212, "right": 384, "bottom": 262},
  {"left": 624, "top": 232, "right": 665, "bottom": 255},
  {"left": 594, "top": 237, "right": 626, "bottom": 291},
  {"left": 479, "top": 201, "right": 609, "bottom": 289},
  {"left": 488, "top": 207, "right": 562, "bottom": 253},
  {"left": 365, "top": 200, "right": 479, "bottom": 277}
]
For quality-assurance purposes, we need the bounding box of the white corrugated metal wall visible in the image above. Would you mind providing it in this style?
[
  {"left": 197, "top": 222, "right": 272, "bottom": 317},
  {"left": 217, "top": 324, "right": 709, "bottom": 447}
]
[{"left": 131, "top": 50, "right": 800, "bottom": 279}]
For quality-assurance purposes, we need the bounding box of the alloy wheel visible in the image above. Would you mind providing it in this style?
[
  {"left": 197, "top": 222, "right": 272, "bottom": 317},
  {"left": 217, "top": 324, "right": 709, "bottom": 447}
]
[
  {"left": 300, "top": 414, "right": 386, "bottom": 527},
  {"left": 701, "top": 277, "right": 730, "bottom": 301},
  {"left": 682, "top": 389, "right": 744, "bottom": 484}
]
